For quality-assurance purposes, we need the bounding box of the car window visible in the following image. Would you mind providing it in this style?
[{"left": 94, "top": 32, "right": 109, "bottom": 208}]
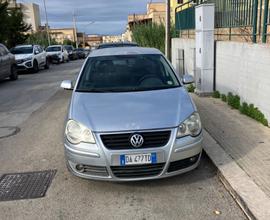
[
  {"left": 10, "top": 46, "right": 33, "bottom": 54},
  {"left": 0, "top": 46, "right": 8, "bottom": 56},
  {"left": 76, "top": 54, "right": 180, "bottom": 93},
  {"left": 38, "top": 46, "right": 43, "bottom": 53}
]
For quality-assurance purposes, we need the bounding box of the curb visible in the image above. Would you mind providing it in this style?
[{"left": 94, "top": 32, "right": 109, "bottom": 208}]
[{"left": 202, "top": 130, "right": 270, "bottom": 220}]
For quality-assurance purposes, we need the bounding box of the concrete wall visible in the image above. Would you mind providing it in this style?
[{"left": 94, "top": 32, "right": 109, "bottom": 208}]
[
  {"left": 171, "top": 38, "right": 270, "bottom": 121},
  {"left": 216, "top": 41, "right": 270, "bottom": 121}
]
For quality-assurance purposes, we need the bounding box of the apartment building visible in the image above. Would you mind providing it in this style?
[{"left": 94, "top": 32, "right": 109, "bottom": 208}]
[{"left": 7, "top": 0, "right": 41, "bottom": 32}]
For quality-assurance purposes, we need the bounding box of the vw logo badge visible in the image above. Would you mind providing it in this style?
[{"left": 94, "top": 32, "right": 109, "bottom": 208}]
[{"left": 130, "top": 134, "right": 144, "bottom": 148}]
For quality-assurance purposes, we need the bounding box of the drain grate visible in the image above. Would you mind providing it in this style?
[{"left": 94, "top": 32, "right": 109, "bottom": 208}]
[{"left": 0, "top": 170, "right": 56, "bottom": 202}]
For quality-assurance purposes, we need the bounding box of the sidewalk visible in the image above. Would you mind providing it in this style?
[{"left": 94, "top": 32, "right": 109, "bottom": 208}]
[{"left": 192, "top": 94, "right": 270, "bottom": 219}]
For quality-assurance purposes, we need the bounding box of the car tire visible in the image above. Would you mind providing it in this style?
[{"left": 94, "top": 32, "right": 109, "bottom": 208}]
[
  {"left": 9, "top": 65, "right": 18, "bottom": 81},
  {"left": 32, "top": 60, "right": 39, "bottom": 73},
  {"left": 44, "top": 58, "right": 50, "bottom": 69}
]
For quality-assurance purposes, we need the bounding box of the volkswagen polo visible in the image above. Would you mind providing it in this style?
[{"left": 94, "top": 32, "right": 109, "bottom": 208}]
[{"left": 61, "top": 47, "right": 202, "bottom": 181}]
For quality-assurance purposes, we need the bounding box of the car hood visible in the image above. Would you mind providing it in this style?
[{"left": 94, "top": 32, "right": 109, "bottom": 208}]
[
  {"left": 70, "top": 87, "right": 196, "bottom": 132},
  {"left": 14, "top": 54, "right": 32, "bottom": 60},
  {"left": 46, "top": 51, "right": 60, "bottom": 55}
]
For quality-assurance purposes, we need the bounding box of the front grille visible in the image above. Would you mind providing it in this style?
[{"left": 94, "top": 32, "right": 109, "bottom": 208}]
[
  {"left": 76, "top": 164, "right": 108, "bottom": 177},
  {"left": 111, "top": 163, "right": 165, "bottom": 178},
  {"left": 167, "top": 154, "right": 200, "bottom": 173},
  {"left": 16, "top": 59, "right": 23, "bottom": 64},
  {"left": 100, "top": 130, "right": 171, "bottom": 150}
]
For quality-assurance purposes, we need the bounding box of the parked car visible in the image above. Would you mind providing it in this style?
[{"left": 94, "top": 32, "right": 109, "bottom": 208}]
[
  {"left": 10, "top": 45, "right": 49, "bottom": 73},
  {"left": 74, "top": 48, "right": 86, "bottom": 59},
  {"left": 46, "top": 45, "right": 69, "bottom": 63},
  {"left": 0, "top": 43, "right": 18, "bottom": 80},
  {"left": 64, "top": 45, "right": 77, "bottom": 60},
  {"left": 61, "top": 47, "right": 202, "bottom": 181},
  {"left": 97, "top": 42, "right": 139, "bottom": 50}
]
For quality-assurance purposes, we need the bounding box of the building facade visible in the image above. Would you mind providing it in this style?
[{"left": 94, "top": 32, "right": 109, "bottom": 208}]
[
  {"left": 49, "top": 28, "right": 76, "bottom": 43},
  {"left": 7, "top": 0, "right": 41, "bottom": 32}
]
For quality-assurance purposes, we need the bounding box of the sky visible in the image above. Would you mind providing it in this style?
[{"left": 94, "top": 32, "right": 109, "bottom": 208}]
[{"left": 18, "top": 0, "right": 164, "bottom": 36}]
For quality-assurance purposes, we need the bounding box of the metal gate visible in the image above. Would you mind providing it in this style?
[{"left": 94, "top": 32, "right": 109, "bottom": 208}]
[{"left": 175, "top": 0, "right": 270, "bottom": 43}]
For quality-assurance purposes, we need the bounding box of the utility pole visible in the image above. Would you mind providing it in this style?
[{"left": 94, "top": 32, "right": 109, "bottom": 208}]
[
  {"left": 73, "top": 10, "right": 78, "bottom": 48},
  {"left": 43, "top": 0, "right": 50, "bottom": 46},
  {"left": 165, "top": 0, "right": 171, "bottom": 60}
]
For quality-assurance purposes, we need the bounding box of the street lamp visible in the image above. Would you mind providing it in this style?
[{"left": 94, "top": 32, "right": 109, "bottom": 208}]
[{"left": 43, "top": 0, "right": 50, "bottom": 46}]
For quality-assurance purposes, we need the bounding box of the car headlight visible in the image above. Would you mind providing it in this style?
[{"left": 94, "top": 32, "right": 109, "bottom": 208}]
[
  {"left": 65, "top": 120, "right": 95, "bottom": 145},
  {"left": 22, "top": 56, "right": 32, "bottom": 62},
  {"left": 176, "top": 112, "right": 202, "bottom": 138}
]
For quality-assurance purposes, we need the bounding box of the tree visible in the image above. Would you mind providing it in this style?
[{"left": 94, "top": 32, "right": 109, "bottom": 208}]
[
  {"left": 63, "top": 39, "right": 76, "bottom": 47},
  {"left": 0, "top": 1, "right": 10, "bottom": 44},
  {"left": 26, "top": 31, "right": 57, "bottom": 48},
  {"left": 0, "top": 1, "right": 31, "bottom": 48},
  {"left": 132, "top": 22, "right": 178, "bottom": 54}
]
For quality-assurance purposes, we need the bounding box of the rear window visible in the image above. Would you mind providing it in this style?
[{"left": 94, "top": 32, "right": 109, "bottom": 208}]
[
  {"left": 46, "top": 46, "right": 61, "bottom": 52},
  {"left": 76, "top": 54, "right": 180, "bottom": 93}
]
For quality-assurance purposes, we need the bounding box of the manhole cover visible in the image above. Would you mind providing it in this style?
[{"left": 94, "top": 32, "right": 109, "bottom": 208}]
[
  {"left": 0, "top": 127, "right": 20, "bottom": 139},
  {"left": 0, "top": 170, "right": 56, "bottom": 201}
]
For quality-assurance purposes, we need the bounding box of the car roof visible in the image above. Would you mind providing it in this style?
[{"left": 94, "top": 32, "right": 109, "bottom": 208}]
[
  {"left": 89, "top": 47, "right": 162, "bottom": 58},
  {"left": 47, "top": 45, "right": 62, "bottom": 47},
  {"left": 99, "top": 42, "right": 138, "bottom": 46},
  {"left": 14, "top": 45, "right": 34, "bottom": 48}
]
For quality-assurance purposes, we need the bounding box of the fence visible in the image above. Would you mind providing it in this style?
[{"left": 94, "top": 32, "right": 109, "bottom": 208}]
[{"left": 175, "top": 0, "right": 270, "bottom": 43}]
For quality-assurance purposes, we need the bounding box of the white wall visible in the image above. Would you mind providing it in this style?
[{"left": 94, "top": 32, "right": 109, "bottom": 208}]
[
  {"left": 216, "top": 41, "right": 270, "bottom": 121},
  {"left": 171, "top": 38, "right": 270, "bottom": 121}
]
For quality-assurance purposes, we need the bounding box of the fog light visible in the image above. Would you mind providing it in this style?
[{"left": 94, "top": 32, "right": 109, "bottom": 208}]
[
  {"left": 190, "top": 156, "right": 197, "bottom": 162},
  {"left": 75, "top": 164, "right": 84, "bottom": 172}
]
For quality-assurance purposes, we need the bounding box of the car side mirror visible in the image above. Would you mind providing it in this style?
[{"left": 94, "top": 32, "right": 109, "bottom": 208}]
[
  {"left": 182, "top": 74, "right": 194, "bottom": 85},
  {"left": 34, "top": 50, "right": 39, "bottom": 55},
  {"left": 61, "top": 80, "right": 73, "bottom": 90}
]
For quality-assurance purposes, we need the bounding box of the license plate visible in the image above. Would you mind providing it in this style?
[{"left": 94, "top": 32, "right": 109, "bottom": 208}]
[{"left": 120, "top": 153, "right": 157, "bottom": 166}]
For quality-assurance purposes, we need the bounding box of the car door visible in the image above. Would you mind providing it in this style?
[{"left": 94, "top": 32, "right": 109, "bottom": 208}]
[
  {"left": 38, "top": 46, "right": 46, "bottom": 66},
  {"left": 0, "top": 45, "right": 9, "bottom": 78},
  {"left": 33, "top": 46, "right": 41, "bottom": 66}
]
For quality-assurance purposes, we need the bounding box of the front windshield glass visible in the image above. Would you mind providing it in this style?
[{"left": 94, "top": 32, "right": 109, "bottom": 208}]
[
  {"left": 76, "top": 54, "right": 180, "bottom": 93},
  {"left": 64, "top": 45, "right": 73, "bottom": 51},
  {"left": 10, "top": 46, "right": 33, "bottom": 54},
  {"left": 46, "top": 46, "right": 61, "bottom": 52}
]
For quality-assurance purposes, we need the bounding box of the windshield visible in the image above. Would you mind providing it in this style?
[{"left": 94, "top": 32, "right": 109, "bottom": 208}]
[
  {"left": 10, "top": 46, "right": 33, "bottom": 54},
  {"left": 64, "top": 45, "right": 73, "bottom": 51},
  {"left": 76, "top": 54, "right": 180, "bottom": 93},
  {"left": 46, "top": 46, "right": 61, "bottom": 52}
]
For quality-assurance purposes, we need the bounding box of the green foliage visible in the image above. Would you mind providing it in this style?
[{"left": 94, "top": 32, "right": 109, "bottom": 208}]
[
  {"left": 26, "top": 31, "right": 58, "bottom": 48},
  {"left": 227, "top": 92, "right": 240, "bottom": 109},
  {"left": 63, "top": 39, "right": 76, "bottom": 47},
  {"left": 187, "top": 84, "right": 195, "bottom": 93},
  {"left": 240, "top": 102, "right": 268, "bottom": 126},
  {"left": 0, "top": 1, "right": 31, "bottom": 48},
  {"left": 131, "top": 22, "right": 177, "bottom": 54},
  {"left": 221, "top": 94, "right": 227, "bottom": 102},
  {"left": 212, "top": 91, "right": 220, "bottom": 98}
]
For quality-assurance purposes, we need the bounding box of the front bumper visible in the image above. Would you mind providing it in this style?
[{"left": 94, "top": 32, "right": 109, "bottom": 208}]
[
  {"left": 64, "top": 128, "right": 202, "bottom": 181},
  {"left": 16, "top": 60, "right": 33, "bottom": 71}
]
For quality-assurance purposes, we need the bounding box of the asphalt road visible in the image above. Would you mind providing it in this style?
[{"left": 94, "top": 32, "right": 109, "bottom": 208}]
[{"left": 0, "top": 61, "right": 246, "bottom": 220}]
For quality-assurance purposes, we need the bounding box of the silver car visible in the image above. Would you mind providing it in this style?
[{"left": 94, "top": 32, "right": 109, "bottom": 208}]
[{"left": 61, "top": 47, "right": 202, "bottom": 181}]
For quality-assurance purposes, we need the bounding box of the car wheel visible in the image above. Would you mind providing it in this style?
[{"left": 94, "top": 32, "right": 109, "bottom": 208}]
[
  {"left": 44, "top": 58, "right": 50, "bottom": 69},
  {"left": 9, "top": 65, "right": 18, "bottom": 81},
  {"left": 32, "top": 60, "right": 39, "bottom": 73}
]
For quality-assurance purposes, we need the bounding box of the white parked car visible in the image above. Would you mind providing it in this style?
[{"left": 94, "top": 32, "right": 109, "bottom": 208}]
[
  {"left": 10, "top": 45, "right": 49, "bottom": 73},
  {"left": 46, "top": 45, "right": 69, "bottom": 63}
]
